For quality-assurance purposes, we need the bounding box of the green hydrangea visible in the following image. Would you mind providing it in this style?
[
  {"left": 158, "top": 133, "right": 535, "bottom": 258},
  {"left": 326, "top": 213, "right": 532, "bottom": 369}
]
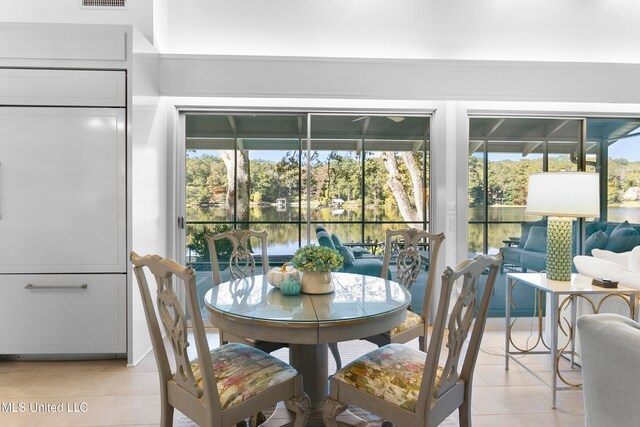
[{"left": 291, "top": 244, "right": 344, "bottom": 272}]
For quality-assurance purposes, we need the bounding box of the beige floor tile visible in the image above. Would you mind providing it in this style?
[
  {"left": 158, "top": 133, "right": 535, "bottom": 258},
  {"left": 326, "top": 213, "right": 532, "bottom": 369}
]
[
  {"left": 0, "top": 330, "right": 587, "bottom": 426},
  {"left": 476, "top": 364, "right": 546, "bottom": 387},
  {"left": 471, "top": 414, "right": 528, "bottom": 427},
  {"left": 472, "top": 385, "right": 583, "bottom": 415},
  {"left": 517, "top": 412, "right": 585, "bottom": 427}
]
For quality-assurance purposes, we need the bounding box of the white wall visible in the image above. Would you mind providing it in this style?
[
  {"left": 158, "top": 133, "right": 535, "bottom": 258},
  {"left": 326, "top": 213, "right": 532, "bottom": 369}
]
[
  {"left": 160, "top": 55, "right": 640, "bottom": 103},
  {"left": 130, "top": 30, "right": 167, "bottom": 365},
  {"left": 0, "top": 0, "right": 154, "bottom": 43},
  {"left": 162, "top": 0, "right": 640, "bottom": 63}
]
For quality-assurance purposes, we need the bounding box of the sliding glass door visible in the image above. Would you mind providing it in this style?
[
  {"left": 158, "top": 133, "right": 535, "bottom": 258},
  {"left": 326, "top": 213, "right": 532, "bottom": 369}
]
[{"left": 182, "top": 111, "right": 430, "bottom": 316}]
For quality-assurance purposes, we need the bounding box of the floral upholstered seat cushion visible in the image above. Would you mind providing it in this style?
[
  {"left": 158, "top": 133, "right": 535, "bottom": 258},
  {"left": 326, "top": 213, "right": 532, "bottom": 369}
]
[
  {"left": 333, "top": 343, "right": 442, "bottom": 412},
  {"left": 185, "top": 342, "right": 298, "bottom": 410},
  {"left": 389, "top": 310, "right": 423, "bottom": 336}
]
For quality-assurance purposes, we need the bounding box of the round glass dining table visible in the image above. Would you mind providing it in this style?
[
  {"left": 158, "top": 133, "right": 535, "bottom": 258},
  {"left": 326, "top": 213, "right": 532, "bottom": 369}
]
[{"left": 204, "top": 272, "right": 411, "bottom": 411}]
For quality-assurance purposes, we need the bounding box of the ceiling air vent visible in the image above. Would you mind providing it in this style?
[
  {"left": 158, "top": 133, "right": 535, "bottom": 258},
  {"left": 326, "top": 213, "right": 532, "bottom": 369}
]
[{"left": 82, "top": 0, "right": 126, "bottom": 7}]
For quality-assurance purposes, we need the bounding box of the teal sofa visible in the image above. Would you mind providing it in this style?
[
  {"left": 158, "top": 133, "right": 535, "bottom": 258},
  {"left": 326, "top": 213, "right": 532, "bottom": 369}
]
[
  {"left": 500, "top": 220, "right": 640, "bottom": 273},
  {"left": 493, "top": 220, "right": 640, "bottom": 318},
  {"left": 314, "top": 226, "right": 389, "bottom": 279}
]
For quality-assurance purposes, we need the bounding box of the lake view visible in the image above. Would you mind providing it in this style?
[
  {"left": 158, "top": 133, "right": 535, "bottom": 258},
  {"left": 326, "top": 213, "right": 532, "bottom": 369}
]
[{"left": 187, "top": 205, "right": 640, "bottom": 256}]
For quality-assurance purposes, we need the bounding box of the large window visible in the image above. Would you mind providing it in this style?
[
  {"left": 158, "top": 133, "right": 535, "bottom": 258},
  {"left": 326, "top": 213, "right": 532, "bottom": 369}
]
[
  {"left": 186, "top": 113, "right": 430, "bottom": 262},
  {"left": 184, "top": 112, "right": 430, "bottom": 313},
  {"left": 468, "top": 116, "right": 640, "bottom": 257},
  {"left": 468, "top": 117, "right": 582, "bottom": 255},
  {"left": 586, "top": 119, "right": 640, "bottom": 223}
]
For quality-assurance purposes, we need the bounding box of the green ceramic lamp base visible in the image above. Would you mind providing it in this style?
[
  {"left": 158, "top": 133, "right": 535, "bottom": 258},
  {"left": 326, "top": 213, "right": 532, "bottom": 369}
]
[{"left": 546, "top": 218, "right": 573, "bottom": 281}]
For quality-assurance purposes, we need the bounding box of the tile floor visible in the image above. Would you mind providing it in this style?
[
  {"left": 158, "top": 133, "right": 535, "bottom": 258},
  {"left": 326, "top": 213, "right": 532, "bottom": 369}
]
[{"left": 0, "top": 325, "right": 585, "bottom": 426}]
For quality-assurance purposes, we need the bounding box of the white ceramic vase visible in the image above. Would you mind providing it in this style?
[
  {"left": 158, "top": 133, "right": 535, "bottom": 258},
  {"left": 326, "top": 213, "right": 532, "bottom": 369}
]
[{"left": 300, "top": 271, "right": 334, "bottom": 294}]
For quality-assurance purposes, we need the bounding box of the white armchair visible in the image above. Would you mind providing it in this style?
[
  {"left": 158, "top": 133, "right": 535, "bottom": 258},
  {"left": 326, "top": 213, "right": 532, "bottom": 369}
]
[{"left": 577, "top": 314, "right": 640, "bottom": 427}]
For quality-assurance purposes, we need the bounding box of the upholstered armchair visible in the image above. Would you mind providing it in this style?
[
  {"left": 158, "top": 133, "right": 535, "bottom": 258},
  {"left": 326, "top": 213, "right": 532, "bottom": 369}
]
[{"left": 577, "top": 314, "right": 640, "bottom": 427}]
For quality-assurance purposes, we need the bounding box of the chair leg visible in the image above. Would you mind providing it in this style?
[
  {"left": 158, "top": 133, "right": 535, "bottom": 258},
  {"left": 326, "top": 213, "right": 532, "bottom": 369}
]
[
  {"left": 323, "top": 397, "right": 348, "bottom": 427},
  {"left": 285, "top": 393, "right": 311, "bottom": 427},
  {"left": 248, "top": 412, "right": 266, "bottom": 426},
  {"left": 159, "top": 400, "right": 174, "bottom": 427},
  {"left": 329, "top": 342, "right": 342, "bottom": 371},
  {"left": 459, "top": 398, "right": 472, "bottom": 427},
  {"left": 419, "top": 335, "right": 426, "bottom": 353}
]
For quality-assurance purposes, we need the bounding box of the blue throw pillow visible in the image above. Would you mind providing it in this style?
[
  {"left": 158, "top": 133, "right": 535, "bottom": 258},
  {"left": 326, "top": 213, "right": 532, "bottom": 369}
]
[
  {"left": 519, "top": 220, "right": 547, "bottom": 248},
  {"left": 330, "top": 233, "right": 343, "bottom": 248},
  {"left": 522, "top": 226, "right": 547, "bottom": 253},
  {"left": 336, "top": 245, "right": 355, "bottom": 266},
  {"left": 584, "top": 230, "right": 609, "bottom": 255},
  {"left": 604, "top": 221, "right": 640, "bottom": 253},
  {"left": 585, "top": 221, "right": 606, "bottom": 238},
  {"left": 316, "top": 230, "right": 335, "bottom": 249}
]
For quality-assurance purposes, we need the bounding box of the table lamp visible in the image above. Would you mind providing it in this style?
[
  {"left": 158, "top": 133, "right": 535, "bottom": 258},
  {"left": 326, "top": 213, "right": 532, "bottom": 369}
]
[{"left": 525, "top": 172, "right": 600, "bottom": 281}]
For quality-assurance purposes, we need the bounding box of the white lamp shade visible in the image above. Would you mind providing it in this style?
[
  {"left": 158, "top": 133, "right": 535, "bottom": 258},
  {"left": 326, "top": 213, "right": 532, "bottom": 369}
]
[{"left": 525, "top": 172, "right": 600, "bottom": 218}]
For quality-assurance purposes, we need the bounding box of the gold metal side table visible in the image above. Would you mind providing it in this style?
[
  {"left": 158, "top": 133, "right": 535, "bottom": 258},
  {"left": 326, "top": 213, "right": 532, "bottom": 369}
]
[{"left": 505, "top": 272, "right": 640, "bottom": 409}]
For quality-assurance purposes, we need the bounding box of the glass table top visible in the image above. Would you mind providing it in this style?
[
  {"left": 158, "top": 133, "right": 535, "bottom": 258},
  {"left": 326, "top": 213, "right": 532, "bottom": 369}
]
[{"left": 204, "top": 272, "right": 411, "bottom": 324}]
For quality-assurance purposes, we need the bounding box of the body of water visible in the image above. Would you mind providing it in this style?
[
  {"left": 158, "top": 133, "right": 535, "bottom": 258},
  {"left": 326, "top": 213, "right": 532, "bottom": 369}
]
[{"left": 187, "top": 205, "right": 640, "bottom": 256}]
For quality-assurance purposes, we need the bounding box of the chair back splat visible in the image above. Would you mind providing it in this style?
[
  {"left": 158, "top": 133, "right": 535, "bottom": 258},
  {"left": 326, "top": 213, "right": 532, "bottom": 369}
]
[
  {"left": 206, "top": 228, "right": 269, "bottom": 286},
  {"left": 418, "top": 254, "right": 501, "bottom": 424}
]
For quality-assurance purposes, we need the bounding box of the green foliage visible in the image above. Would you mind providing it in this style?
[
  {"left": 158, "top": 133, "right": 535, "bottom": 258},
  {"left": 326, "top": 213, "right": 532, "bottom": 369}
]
[
  {"left": 186, "top": 224, "right": 233, "bottom": 260},
  {"left": 291, "top": 244, "right": 344, "bottom": 272}
]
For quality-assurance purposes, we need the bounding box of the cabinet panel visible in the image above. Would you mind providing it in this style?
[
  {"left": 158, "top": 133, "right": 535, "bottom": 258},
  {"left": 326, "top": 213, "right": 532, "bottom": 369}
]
[
  {"left": 0, "top": 24, "right": 126, "bottom": 61},
  {"left": 0, "top": 274, "right": 126, "bottom": 354},
  {"left": 0, "top": 69, "right": 126, "bottom": 107},
  {"left": 0, "top": 107, "right": 126, "bottom": 273}
]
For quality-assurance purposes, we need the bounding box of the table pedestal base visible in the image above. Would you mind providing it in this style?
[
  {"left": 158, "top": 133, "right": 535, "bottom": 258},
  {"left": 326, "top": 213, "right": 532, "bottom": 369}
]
[
  {"left": 266, "top": 405, "right": 369, "bottom": 427},
  {"left": 280, "top": 343, "right": 368, "bottom": 426},
  {"left": 290, "top": 343, "right": 329, "bottom": 406}
]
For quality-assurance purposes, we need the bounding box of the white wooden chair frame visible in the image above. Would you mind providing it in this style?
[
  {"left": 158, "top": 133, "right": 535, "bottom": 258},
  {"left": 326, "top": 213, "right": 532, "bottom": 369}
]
[
  {"left": 131, "top": 251, "right": 309, "bottom": 427},
  {"left": 366, "top": 228, "right": 445, "bottom": 352},
  {"left": 206, "top": 229, "right": 285, "bottom": 353},
  {"left": 324, "top": 254, "right": 502, "bottom": 427}
]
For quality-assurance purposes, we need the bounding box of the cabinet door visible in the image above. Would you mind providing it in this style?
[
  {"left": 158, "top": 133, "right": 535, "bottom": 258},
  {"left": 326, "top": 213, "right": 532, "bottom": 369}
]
[
  {"left": 0, "top": 107, "right": 126, "bottom": 273},
  {"left": 0, "top": 274, "right": 126, "bottom": 354}
]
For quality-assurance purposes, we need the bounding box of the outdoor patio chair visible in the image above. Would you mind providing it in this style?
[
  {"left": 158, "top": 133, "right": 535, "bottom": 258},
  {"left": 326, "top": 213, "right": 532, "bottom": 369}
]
[
  {"left": 131, "top": 252, "right": 310, "bottom": 427},
  {"left": 324, "top": 254, "right": 501, "bottom": 427}
]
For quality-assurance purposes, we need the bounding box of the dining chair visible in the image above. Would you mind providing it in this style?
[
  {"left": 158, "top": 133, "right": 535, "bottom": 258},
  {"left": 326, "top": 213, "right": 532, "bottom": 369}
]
[
  {"left": 365, "top": 228, "right": 445, "bottom": 352},
  {"left": 131, "top": 251, "right": 310, "bottom": 427},
  {"left": 206, "top": 228, "right": 286, "bottom": 353},
  {"left": 324, "top": 254, "right": 502, "bottom": 427}
]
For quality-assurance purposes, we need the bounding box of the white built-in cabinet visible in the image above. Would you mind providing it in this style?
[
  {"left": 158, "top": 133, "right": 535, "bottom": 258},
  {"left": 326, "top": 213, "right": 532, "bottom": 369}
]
[{"left": 0, "top": 27, "right": 129, "bottom": 356}]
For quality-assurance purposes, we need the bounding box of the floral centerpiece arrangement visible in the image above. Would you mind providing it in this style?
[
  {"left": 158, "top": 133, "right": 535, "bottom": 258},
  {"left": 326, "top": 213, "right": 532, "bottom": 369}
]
[{"left": 291, "top": 244, "right": 344, "bottom": 294}]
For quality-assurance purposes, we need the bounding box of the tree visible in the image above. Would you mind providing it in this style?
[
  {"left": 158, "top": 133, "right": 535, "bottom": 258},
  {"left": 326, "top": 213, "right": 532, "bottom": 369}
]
[
  {"left": 221, "top": 149, "right": 250, "bottom": 223},
  {"left": 381, "top": 152, "right": 422, "bottom": 222},
  {"left": 276, "top": 151, "right": 300, "bottom": 200}
]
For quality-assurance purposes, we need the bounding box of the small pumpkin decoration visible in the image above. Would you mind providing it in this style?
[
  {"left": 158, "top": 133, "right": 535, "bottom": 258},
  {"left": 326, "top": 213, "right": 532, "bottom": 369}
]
[
  {"left": 280, "top": 277, "right": 302, "bottom": 296},
  {"left": 266, "top": 263, "right": 301, "bottom": 288}
]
